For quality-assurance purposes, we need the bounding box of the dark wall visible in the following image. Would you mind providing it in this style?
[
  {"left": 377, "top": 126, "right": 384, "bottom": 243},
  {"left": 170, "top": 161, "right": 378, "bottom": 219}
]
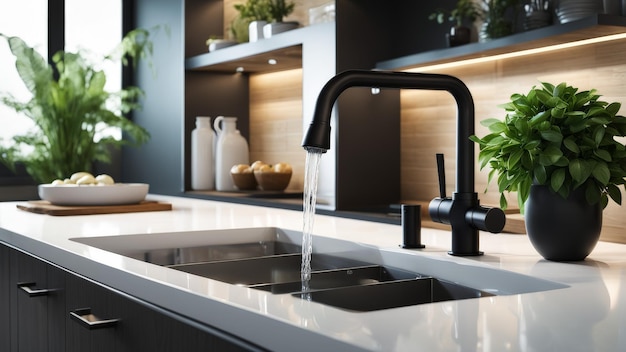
[
  {"left": 336, "top": 0, "right": 457, "bottom": 71},
  {"left": 122, "top": 0, "right": 185, "bottom": 195}
]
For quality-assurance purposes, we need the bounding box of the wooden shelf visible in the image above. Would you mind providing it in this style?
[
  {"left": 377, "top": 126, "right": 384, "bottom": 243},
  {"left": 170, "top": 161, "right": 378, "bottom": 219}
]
[
  {"left": 184, "top": 23, "right": 331, "bottom": 74},
  {"left": 377, "top": 14, "right": 626, "bottom": 71}
]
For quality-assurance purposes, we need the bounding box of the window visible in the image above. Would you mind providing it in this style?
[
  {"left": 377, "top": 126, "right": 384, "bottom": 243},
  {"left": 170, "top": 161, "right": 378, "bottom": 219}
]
[
  {"left": 0, "top": 0, "right": 47, "bottom": 147},
  {"left": 0, "top": 0, "right": 123, "bottom": 181},
  {"left": 65, "top": 0, "right": 123, "bottom": 139}
]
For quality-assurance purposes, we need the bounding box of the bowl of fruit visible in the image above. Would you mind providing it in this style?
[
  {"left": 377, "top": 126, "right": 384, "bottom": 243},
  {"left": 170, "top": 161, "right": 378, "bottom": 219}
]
[
  {"left": 253, "top": 161, "right": 292, "bottom": 191},
  {"left": 230, "top": 164, "right": 257, "bottom": 190},
  {"left": 230, "top": 161, "right": 293, "bottom": 191},
  {"left": 38, "top": 171, "right": 149, "bottom": 205}
]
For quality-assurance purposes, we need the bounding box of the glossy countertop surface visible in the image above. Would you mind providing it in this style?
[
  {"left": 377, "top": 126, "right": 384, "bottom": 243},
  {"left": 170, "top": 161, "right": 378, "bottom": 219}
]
[{"left": 1, "top": 194, "right": 626, "bottom": 351}]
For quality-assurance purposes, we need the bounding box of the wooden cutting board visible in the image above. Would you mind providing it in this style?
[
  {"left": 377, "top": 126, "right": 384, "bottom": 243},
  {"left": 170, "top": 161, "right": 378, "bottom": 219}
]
[{"left": 17, "top": 200, "right": 172, "bottom": 216}]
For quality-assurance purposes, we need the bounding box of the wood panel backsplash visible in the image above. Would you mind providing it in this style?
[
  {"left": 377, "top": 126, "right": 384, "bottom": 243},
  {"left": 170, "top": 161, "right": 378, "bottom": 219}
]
[
  {"left": 401, "top": 38, "right": 626, "bottom": 243},
  {"left": 249, "top": 69, "right": 305, "bottom": 191}
]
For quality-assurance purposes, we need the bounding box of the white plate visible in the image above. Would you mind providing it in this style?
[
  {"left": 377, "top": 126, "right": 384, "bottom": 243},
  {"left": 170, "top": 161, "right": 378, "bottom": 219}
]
[{"left": 38, "top": 183, "right": 149, "bottom": 206}]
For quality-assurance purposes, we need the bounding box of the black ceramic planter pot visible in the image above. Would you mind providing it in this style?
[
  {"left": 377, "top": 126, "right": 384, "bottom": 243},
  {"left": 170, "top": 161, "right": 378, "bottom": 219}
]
[
  {"left": 446, "top": 26, "right": 471, "bottom": 47},
  {"left": 524, "top": 184, "right": 602, "bottom": 261}
]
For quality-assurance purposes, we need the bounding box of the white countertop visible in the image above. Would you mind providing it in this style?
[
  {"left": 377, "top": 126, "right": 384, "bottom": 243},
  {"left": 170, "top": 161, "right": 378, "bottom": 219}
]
[{"left": 2, "top": 194, "right": 626, "bottom": 351}]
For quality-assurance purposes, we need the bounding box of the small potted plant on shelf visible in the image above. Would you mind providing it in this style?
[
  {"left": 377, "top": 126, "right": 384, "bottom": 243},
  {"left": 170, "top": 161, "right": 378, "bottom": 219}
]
[
  {"left": 262, "top": 0, "right": 298, "bottom": 39},
  {"left": 471, "top": 82, "right": 626, "bottom": 261},
  {"left": 479, "top": 0, "right": 520, "bottom": 41},
  {"left": 234, "top": 0, "right": 273, "bottom": 42},
  {"left": 0, "top": 28, "right": 156, "bottom": 184},
  {"left": 429, "top": 0, "right": 484, "bottom": 47}
]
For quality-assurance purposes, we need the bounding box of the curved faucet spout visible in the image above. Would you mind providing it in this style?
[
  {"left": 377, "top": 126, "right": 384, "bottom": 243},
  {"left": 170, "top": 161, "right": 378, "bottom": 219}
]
[
  {"left": 302, "top": 69, "right": 475, "bottom": 194},
  {"left": 302, "top": 70, "right": 505, "bottom": 256}
]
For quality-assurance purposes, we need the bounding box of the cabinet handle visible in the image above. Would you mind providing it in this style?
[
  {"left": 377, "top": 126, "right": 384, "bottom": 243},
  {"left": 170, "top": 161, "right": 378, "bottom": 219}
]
[
  {"left": 17, "top": 282, "right": 54, "bottom": 297},
  {"left": 69, "top": 308, "right": 120, "bottom": 330}
]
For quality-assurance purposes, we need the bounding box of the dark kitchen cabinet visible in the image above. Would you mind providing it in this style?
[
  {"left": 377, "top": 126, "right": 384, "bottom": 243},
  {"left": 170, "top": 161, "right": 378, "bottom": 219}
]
[
  {"left": 1, "top": 243, "right": 10, "bottom": 352},
  {"left": 0, "top": 242, "right": 264, "bottom": 352},
  {"left": 9, "top": 245, "right": 66, "bottom": 352},
  {"left": 65, "top": 270, "right": 262, "bottom": 352}
]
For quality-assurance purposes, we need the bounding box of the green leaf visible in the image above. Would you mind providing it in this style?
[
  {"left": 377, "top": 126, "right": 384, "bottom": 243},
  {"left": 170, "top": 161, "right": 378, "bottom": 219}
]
[
  {"left": 529, "top": 110, "right": 550, "bottom": 127},
  {"left": 499, "top": 193, "right": 508, "bottom": 209},
  {"left": 478, "top": 149, "right": 496, "bottom": 169},
  {"left": 523, "top": 140, "right": 540, "bottom": 150},
  {"left": 540, "top": 128, "right": 563, "bottom": 143},
  {"left": 553, "top": 82, "right": 567, "bottom": 97},
  {"left": 607, "top": 184, "right": 622, "bottom": 205},
  {"left": 480, "top": 118, "right": 503, "bottom": 128},
  {"left": 569, "top": 159, "right": 586, "bottom": 182},
  {"left": 606, "top": 102, "right": 621, "bottom": 116},
  {"left": 563, "top": 137, "right": 580, "bottom": 153},
  {"left": 594, "top": 149, "right": 612, "bottom": 162},
  {"left": 540, "top": 82, "right": 555, "bottom": 93},
  {"left": 591, "top": 161, "right": 611, "bottom": 185},
  {"left": 488, "top": 121, "right": 507, "bottom": 134},
  {"left": 508, "top": 149, "right": 523, "bottom": 169},
  {"left": 539, "top": 145, "right": 563, "bottom": 166},
  {"left": 534, "top": 164, "right": 547, "bottom": 184},
  {"left": 2, "top": 35, "right": 53, "bottom": 96},
  {"left": 551, "top": 168, "right": 566, "bottom": 192},
  {"left": 593, "top": 125, "right": 605, "bottom": 146}
]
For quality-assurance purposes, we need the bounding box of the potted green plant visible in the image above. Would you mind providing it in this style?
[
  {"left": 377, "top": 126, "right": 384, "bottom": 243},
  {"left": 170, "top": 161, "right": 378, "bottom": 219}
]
[
  {"left": 0, "top": 28, "right": 156, "bottom": 184},
  {"left": 479, "top": 0, "right": 520, "bottom": 41},
  {"left": 234, "top": 0, "right": 273, "bottom": 42},
  {"left": 429, "top": 0, "right": 484, "bottom": 47},
  {"left": 471, "top": 82, "right": 626, "bottom": 261},
  {"left": 262, "top": 0, "right": 297, "bottom": 39}
]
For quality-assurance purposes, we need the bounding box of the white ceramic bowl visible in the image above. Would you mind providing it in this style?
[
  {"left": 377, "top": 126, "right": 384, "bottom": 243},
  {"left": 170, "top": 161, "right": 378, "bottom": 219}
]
[{"left": 38, "top": 183, "right": 149, "bottom": 206}]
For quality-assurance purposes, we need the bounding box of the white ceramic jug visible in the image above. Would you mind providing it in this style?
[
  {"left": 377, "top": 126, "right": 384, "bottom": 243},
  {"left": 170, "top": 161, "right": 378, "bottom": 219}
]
[
  {"left": 191, "top": 116, "right": 215, "bottom": 190},
  {"left": 214, "top": 116, "right": 249, "bottom": 191}
]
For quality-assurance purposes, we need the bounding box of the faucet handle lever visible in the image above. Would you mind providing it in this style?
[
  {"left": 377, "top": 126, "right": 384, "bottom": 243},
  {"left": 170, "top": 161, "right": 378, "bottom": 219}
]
[{"left": 436, "top": 153, "right": 447, "bottom": 198}]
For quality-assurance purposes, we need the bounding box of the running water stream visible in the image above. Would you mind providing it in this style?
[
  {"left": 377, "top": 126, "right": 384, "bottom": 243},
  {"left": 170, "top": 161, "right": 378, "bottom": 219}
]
[{"left": 301, "top": 149, "right": 323, "bottom": 296}]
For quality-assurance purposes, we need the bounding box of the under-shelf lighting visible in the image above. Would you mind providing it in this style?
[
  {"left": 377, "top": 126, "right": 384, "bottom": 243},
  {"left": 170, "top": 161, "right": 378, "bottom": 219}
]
[
  {"left": 235, "top": 66, "right": 245, "bottom": 73},
  {"left": 408, "top": 32, "right": 626, "bottom": 73},
  {"left": 268, "top": 58, "right": 277, "bottom": 65}
]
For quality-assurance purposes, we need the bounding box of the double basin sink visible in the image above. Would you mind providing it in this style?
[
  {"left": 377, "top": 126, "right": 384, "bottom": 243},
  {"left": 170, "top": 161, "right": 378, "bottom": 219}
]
[{"left": 71, "top": 227, "right": 566, "bottom": 312}]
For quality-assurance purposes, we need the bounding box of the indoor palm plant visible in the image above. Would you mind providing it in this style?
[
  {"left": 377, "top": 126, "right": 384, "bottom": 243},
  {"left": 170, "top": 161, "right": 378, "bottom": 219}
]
[
  {"left": 471, "top": 82, "right": 626, "bottom": 260},
  {"left": 0, "top": 28, "right": 155, "bottom": 184}
]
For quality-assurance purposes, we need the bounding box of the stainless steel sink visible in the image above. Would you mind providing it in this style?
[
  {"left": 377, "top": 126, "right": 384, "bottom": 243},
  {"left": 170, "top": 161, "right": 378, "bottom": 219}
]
[
  {"left": 164, "top": 249, "right": 492, "bottom": 311},
  {"left": 70, "top": 227, "right": 568, "bottom": 312},
  {"left": 167, "top": 253, "right": 368, "bottom": 286},
  {"left": 301, "top": 277, "right": 493, "bottom": 312},
  {"left": 251, "top": 265, "right": 420, "bottom": 294},
  {"left": 130, "top": 241, "right": 301, "bottom": 266}
]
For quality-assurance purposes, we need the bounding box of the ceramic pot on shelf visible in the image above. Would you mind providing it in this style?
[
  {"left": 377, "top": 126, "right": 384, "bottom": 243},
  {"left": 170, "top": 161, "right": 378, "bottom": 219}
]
[
  {"left": 262, "top": 21, "right": 299, "bottom": 39},
  {"left": 248, "top": 20, "right": 267, "bottom": 42},
  {"left": 446, "top": 26, "right": 471, "bottom": 47}
]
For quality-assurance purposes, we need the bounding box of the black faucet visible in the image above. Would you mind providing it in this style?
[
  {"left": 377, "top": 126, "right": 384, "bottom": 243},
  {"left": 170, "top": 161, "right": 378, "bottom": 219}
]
[{"left": 302, "top": 70, "right": 506, "bottom": 256}]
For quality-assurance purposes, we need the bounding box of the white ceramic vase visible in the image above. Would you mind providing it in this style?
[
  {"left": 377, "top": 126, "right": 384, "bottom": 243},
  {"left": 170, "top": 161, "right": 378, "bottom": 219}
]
[
  {"left": 214, "top": 116, "right": 249, "bottom": 191},
  {"left": 191, "top": 116, "right": 215, "bottom": 190}
]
